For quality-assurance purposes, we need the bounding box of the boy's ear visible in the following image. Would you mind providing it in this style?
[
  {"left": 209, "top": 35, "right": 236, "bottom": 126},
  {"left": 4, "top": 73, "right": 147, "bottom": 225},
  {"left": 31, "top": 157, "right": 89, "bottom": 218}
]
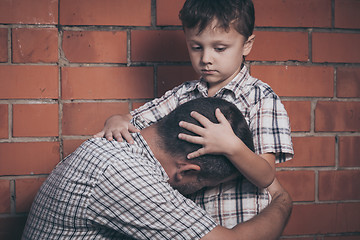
[{"left": 243, "top": 34, "right": 255, "bottom": 56}]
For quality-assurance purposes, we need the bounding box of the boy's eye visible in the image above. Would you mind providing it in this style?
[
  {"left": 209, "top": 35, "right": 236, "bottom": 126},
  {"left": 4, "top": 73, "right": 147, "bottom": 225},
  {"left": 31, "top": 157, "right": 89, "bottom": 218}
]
[
  {"left": 215, "top": 47, "right": 226, "bottom": 52},
  {"left": 191, "top": 46, "right": 202, "bottom": 51}
]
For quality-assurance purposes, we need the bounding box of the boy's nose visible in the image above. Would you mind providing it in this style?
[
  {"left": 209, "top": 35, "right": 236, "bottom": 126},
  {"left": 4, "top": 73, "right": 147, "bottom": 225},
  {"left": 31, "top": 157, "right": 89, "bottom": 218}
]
[{"left": 201, "top": 49, "right": 213, "bottom": 65}]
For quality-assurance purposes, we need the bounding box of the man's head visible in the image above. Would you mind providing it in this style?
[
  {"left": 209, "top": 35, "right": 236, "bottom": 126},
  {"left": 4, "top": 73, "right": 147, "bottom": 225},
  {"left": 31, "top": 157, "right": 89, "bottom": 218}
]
[
  {"left": 155, "top": 98, "right": 254, "bottom": 194},
  {"left": 179, "top": 0, "right": 256, "bottom": 92}
]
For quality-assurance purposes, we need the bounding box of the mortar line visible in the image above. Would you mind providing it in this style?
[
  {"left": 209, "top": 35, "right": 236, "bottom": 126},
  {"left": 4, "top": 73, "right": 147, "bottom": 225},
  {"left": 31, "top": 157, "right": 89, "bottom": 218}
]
[
  {"left": 7, "top": 103, "right": 12, "bottom": 140},
  {"left": 10, "top": 180, "right": 16, "bottom": 214},
  {"left": 7, "top": 26, "right": 11, "bottom": 63}
]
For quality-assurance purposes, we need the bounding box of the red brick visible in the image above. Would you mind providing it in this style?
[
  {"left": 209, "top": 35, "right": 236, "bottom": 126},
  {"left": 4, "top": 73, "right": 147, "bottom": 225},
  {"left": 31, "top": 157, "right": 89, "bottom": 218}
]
[
  {"left": 0, "top": 180, "right": 10, "bottom": 213},
  {"left": 0, "top": 216, "right": 27, "bottom": 240},
  {"left": 339, "top": 136, "right": 360, "bottom": 167},
  {"left": 62, "top": 102, "right": 129, "bottom": 135},
  {"left": 335, "top": 0, "right": 360, "bottom": 29},
  {"left": 315, "top": 101, "right": 360, "bottom": 132},
  {"left": 0, "top": 28, "right": 7, "bottom": 62},
  {"left": 254, "top": 0, "right": 331, "bottom": 28},
  {"left": 13, "top": 104, "right": 59, "bottom": 137},
  {"left": 248, "top": 31, "right": 308, "bottom": 62},
  {"left": 0, "top": 104, "right": 8, "bottom": 139},
  {"left": 282, "top": 101, "right": 311, "bottom": 132},
  {"left": 157, "top": 65, "right": 199, "bottom": 97},
  {"left": 278, "top": 137, "right": 335, "bottom": 167},
  {"left": 319, "top": 170, "right": 360, "bottom": 201},
  {"left": 63, "top": 139, "right": 86, "bottom": 157},
  {"left": 62, "top": 67, "right": 154, "bottom": 99},
  {"left": 337, "top": 67, "right": 360, "bottom": 98},
  {"left": 60, "top": 0, "right": 151, "bottom": 26},
  {"left": 0, "top": 65, "right": 58, "bottom": 99},
  {"left": 0, "top": 142, "right": 60, "bottom": 175},
  {"left": 251, "top": 65, "right": 334, "bottom": 97},
  {"left": 15, "top": 178, "right": 46, "bottom": 212},
  {"left": 276, "top": 171, "right": 315, "bottom": 202},
  {"left": 0, "top": 0, "right": 58, "bottom": 24},
  {"left": 132, "top": 101, "right": 147, "bottom": 110},
  {"left": 62, "top": 31, "right": 127, "bottom": 63},
  {"left": 157, "top": 0, "right": 184, "bottom": 26},
  {"left": 12, "top": 28, "right": 58, "bottom": 63},
  {"left": 312, "top": 33, "right": 360, "bottom": 63},
  {"left": 131, "top": 30, "right": 189, "bottom": 62},
  {"left": 284, "top": 203, "right": 360, "bottom": 235}
]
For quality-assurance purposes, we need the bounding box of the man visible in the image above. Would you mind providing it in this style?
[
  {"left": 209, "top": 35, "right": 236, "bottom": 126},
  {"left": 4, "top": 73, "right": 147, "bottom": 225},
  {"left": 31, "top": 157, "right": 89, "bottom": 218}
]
[{"left": 22, "top": 98, "right": 291, "bottom": 240}]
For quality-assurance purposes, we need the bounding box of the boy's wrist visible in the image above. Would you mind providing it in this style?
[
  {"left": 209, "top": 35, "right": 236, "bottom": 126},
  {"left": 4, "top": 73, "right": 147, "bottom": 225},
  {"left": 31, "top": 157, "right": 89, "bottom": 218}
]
[{"left": 224, "top": 136, "right": 246, "bottom": 159}]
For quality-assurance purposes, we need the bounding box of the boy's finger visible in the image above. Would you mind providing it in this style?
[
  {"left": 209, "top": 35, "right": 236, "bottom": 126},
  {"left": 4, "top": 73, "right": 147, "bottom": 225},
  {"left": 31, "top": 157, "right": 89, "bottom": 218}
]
[
  {"left": 122, "top": 131, "right": 135, "bottom": 144},
  {"left": 215, "top": 108, "right": 228, "bottom": 123},
  {"left": 187, "top": 148, "right": 206, "bottom": 159},
  {"left": 179, "top": 121, "right": 205, "bottom": 135},
  {"left": 190, "top": 111, "right": 212, "bottom": 127},
  {"left": 113, "top": 131, "right": 123, "bottom": 142},
  {"left": 178, "top": 133, "right": 203, "bottom": 145},
  {"left": 105, "top": 132, "right": 114, "bottom": 141},
  {"left": 128, "top": 124, "right": 140, "bottom": 133}
]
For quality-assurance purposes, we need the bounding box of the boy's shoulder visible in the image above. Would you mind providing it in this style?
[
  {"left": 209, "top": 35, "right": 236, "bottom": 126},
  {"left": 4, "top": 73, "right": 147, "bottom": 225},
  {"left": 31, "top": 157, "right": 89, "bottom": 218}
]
[{"left": 232, "top": 70, "right": 279, "bottom": 102}]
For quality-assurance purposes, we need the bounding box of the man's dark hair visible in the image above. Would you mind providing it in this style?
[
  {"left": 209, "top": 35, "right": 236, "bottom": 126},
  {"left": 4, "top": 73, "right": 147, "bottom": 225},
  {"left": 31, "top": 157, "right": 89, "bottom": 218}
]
[
  {"left": 156, "top": 97, "right": 254, "bottom": 182},
  {"left": 179, "top": 0, "right": 255, "bottom": 39}
]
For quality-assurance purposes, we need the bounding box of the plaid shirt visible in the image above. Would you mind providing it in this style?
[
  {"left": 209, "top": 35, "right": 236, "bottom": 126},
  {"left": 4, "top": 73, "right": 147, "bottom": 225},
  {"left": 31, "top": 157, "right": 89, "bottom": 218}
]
[
  {"left": 22, "top": 137, "right": 216, "bottom": 240},
  {"left": 131, "top": 65, "right": 294, "bottom": 227}
]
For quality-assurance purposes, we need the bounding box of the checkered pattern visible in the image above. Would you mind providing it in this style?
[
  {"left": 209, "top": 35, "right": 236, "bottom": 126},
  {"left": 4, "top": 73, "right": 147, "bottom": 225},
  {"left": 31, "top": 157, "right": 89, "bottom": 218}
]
[
  {"left": 131, "top": 65, "right": 293, "bottom": 163},
  {"left": 188, "top": 177, "right": 271, "bottom": 228},
  {"left": 22, "top": 137, "right": 216, "bottom": 240},
  {"left": 130, "top": 65, "right": 294, "bottom": 227}
]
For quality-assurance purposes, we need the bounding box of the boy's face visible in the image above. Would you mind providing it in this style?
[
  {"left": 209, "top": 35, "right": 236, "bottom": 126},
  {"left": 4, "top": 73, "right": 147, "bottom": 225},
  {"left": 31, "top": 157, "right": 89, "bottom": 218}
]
[{"left": 184, "top": 20, "right": 254, "bottom": 93}]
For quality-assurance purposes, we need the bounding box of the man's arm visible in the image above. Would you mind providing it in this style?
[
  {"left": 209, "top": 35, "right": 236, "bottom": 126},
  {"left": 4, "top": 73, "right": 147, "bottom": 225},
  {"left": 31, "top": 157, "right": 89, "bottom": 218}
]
[{"left": 201, "top": 178, "right": 292, "bottom": 240}]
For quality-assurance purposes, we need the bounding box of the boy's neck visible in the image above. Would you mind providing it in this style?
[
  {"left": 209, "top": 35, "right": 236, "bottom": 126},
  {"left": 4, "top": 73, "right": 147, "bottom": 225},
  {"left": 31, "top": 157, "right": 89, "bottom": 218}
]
[{"left": 207, "top": 64, "right": 244, "bottom": 97}]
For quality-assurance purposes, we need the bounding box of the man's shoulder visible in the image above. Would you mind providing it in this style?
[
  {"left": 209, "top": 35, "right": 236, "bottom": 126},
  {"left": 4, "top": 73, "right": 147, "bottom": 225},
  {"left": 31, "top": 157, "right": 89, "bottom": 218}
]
[{"left": 83, "top": 137, "right": 150, "bottom": 162}]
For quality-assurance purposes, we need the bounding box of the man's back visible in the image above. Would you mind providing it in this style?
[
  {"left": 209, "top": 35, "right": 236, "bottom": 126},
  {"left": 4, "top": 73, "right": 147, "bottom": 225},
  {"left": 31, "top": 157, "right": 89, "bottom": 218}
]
[
  {"left": 23, "top": 138, "right": 145, "bottom": 239},
  {"left": 22, "top": 136, "right": 216, "bottom": 240}
]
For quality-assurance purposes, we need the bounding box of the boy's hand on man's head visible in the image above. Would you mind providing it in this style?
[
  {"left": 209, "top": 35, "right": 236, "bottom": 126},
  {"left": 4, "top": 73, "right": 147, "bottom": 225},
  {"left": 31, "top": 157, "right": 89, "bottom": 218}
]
[
  {"left": 93, "top": 114, "right": 139, "bottom": 143},
  {"left": 178, "top": 108, "right": 240, "bottom": 159}
]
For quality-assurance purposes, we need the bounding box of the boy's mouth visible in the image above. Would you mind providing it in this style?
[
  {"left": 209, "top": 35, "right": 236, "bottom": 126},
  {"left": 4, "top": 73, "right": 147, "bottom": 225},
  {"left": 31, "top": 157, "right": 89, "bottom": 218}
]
[{"left": 201, "top": 69, "right": 217, "bottom": 74}]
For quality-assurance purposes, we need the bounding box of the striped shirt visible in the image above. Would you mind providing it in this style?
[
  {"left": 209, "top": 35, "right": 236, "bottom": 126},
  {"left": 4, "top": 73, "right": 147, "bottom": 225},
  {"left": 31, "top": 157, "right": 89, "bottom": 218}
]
[
  {"left": 130, "top": 65, "right": 294, "bottom": 227},
  {"left": 22, "top": 137, "right": 217, "bottom": 240}
]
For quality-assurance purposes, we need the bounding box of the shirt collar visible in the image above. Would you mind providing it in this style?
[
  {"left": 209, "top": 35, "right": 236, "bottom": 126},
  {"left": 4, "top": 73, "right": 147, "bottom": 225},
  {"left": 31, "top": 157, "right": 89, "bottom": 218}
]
[
  {"left": 194, "top": 65, "right": 250, "bottom": 98},
  {"left": 133, "top": 132, "right": 169, "bottom": 181}
]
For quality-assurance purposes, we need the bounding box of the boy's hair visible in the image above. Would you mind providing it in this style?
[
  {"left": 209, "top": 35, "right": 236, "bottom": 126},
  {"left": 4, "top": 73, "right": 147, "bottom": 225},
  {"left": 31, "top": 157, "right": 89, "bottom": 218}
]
[
  {"left": 156, "top": 98, "right": 255, "bottom": 182},
  {"left": 179, "top": 0, "right": 255, "bottom": 39}
]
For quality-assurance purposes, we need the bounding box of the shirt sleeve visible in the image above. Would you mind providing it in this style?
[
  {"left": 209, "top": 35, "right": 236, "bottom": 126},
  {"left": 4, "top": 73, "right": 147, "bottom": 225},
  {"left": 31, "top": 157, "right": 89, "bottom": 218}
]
[
  {"left": 130, "top": 84, "right": 185, "bottom": 130},
  {"left": 249, "top": 94, "right": 294, "bottom": 163},
  {"left": 86, "top": 162, "right": 217, "bottom": 240}
]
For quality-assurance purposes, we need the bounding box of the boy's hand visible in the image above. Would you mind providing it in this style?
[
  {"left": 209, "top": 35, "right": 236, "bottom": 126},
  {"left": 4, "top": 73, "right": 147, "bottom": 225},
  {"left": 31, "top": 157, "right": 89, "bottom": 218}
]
[
  {"left": 178, "top": 108, "right": 240, "bottom": 159},
  {"left": 93, "top": 114, "right": 139, "bottom": 143}
]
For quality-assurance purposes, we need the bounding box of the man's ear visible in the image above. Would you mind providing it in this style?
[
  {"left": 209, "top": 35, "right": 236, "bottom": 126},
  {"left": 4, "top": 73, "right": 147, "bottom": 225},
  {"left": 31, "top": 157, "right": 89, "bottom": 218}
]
[
  {"left": 243, "top": 34, "right": 255, "bottom": 56},
  {"left": 176, "top": 163, "right": 201, "bottom": 181}
]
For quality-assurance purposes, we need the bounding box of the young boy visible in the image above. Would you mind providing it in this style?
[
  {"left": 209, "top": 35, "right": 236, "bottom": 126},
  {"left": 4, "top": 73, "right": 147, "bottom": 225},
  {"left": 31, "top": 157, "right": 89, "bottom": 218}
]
[{"left": 95, "top": 0, "right": 293, "bottom": 228}]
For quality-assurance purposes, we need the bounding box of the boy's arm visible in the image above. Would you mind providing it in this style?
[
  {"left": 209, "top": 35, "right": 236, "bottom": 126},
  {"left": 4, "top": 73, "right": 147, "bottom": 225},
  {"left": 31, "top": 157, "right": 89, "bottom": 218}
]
[
  {"left": 94, "top": 83, "right": 187, "bottom": 142},
  {"left": 179, "top": 109, "right": 275, "bottom": 188},
  {"left": 201, "top": 178, "right": 292, "bottom": 240}
]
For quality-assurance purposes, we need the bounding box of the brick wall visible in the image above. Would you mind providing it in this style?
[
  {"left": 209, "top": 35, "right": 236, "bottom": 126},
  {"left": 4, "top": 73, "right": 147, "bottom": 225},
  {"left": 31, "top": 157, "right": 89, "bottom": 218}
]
[{"left": 0, "top": 0, "right": 359, "bottom": 239}]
